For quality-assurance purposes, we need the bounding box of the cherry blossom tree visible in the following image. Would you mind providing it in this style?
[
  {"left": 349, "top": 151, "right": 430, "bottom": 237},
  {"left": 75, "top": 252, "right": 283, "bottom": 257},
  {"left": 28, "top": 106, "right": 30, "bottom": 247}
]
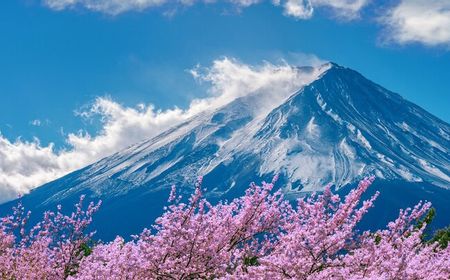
[
  {"left": 1, "top": 176, "right": 449, "bottom": 279},
  {"left": 0, "top": 196, "right": 100, "bottom": 279}
]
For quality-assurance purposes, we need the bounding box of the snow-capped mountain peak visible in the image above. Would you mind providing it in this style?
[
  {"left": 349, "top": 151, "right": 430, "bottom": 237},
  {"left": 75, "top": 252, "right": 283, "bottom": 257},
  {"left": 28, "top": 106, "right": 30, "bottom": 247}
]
[
  {"left": 3, "top": 63, "right": 449, "bottom": 239},
  {"left": 25, "top": 63, "right": 450, "bottom": 203}
]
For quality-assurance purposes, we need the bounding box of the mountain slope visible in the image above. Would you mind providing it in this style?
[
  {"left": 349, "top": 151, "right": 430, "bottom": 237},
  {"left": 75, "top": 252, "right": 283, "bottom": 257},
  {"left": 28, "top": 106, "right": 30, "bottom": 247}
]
[
  {"left": 253, "top": 63, "right": 450, "bottom": 192},
  {"left": 2, "top": 63, "right": 449, "bottom": 239}
]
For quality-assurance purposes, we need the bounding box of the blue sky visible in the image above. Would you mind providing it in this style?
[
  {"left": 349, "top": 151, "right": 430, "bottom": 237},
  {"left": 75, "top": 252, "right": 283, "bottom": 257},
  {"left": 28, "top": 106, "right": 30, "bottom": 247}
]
[{"left": 0, "top": 0, "right": 450, "bottom": 201}]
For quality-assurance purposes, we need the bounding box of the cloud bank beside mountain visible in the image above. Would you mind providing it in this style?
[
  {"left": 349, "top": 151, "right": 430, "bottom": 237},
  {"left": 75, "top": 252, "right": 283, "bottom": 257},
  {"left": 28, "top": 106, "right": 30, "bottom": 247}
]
[{"left": 0, "top": 57, "right": 324, "bottom": 203}]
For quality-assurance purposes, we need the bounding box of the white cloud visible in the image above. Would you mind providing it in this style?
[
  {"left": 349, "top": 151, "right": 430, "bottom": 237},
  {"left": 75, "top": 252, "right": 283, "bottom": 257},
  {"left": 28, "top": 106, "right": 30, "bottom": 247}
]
[
  {"left": 274, "top": 0, "right": 368, "bottom": 19},
  {"left": 380, "top": 0, "right": 450, "bottom": 46},
  {"left": 315, "top": 0, "right": 368, "bottom": 18},
  {"left": 273, "top": 0, "right": 313, "bottom": 19},
  {"left": 44, "top": 0, "right": 167, "bottom": 14},
  {"left": 30, "top": 119, "right": 42, "bottom": 126},
  {"left": 43, "top": 0, "right": 262, "bottom": 15},
  {"left": 42, "top": 0, "right": 450, "bottom": 49},
  {"left": 42, "top": 0, "right": 367, "bottom": 18},
  {"left": 0, "top": 57, "right": 327, "bottom": 203}
]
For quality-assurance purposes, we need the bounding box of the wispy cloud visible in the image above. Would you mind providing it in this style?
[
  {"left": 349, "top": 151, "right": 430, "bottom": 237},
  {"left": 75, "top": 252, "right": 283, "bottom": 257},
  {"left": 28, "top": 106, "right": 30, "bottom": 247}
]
[
  {"left": 42, "top": 0, "right": 368, "bottom": 19},
  {"left": 43, "top": 0, "right": 260, "bottom": 15},
  {"left": 274, "top": 0, "right": 369, "bottom": 20},
  {"left": 380, "top": 0, "right": 450, "bottom": 47},
  {"left": 30, "top": 119, "right": 42, "bottom": 127},
  {"left": 42, "top": 0, "right": 450, "bottom": 50},
  {"left": 0, "top": 56, "right": 326, "bottom": 203},
  {"left": 29, "top": 119, "right": 51, "bottom": 127}
]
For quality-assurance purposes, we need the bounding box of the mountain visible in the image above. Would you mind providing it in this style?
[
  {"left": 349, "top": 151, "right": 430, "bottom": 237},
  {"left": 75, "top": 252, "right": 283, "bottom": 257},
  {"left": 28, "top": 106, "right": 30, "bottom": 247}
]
[{"left": 2, "top": 63, "right": 450, "bottom": 240}]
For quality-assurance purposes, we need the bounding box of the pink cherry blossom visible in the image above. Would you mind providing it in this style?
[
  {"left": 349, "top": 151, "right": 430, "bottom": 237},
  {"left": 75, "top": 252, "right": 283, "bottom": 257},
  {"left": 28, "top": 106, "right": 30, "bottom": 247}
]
[{"left": 1, "top": 176, "right": 449, "bottom": 279}]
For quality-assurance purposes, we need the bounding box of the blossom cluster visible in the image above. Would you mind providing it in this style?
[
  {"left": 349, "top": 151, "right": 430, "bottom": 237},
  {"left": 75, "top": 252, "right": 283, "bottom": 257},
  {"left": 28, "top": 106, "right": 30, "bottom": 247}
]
[
  {"left": 0, "top": 195, "right": 101, "bottom": 279},
  {"left": 1, "top": 177, "right": 449, "bottom": 279}
]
